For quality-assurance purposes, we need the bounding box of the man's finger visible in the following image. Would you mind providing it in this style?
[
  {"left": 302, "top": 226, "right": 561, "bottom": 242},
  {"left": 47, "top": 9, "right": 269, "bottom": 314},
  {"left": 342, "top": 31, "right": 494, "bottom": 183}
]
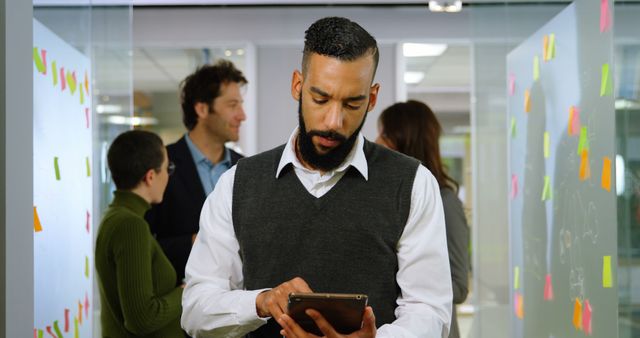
[
  {"left": 307, "top": 309, "right": 338, "bottom": 337},
  {"left": 360, "top": 307, "right": 376, "bottom": 335},
  {"left": 279, "top": 313, "right": 318, "bottom": 338}
]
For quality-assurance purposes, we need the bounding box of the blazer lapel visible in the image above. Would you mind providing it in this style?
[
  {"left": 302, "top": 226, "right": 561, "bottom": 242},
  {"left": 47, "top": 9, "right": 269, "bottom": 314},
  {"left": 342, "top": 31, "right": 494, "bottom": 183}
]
[{"left": 171, "top": 137, "right": 206, "bottom": 202}]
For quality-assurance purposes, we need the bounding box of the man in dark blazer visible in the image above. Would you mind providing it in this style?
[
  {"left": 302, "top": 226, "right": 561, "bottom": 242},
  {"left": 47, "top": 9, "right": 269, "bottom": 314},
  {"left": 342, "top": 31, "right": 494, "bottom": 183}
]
[{"left": 146, "top": 59, "right": 247, "bottom": 286}]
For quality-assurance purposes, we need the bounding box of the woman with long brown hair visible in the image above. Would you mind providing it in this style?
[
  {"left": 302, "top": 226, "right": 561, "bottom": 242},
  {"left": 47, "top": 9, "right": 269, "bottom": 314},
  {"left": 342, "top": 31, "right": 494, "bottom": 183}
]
[{"left": 376, "top": 100, "right": 469, "bottom": 338}]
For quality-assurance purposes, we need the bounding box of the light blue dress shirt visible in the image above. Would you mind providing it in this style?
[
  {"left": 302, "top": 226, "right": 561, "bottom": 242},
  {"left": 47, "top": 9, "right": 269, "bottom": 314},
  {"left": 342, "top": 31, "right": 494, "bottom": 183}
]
[{"left": 184, "top": 133, "right": 232, "bottom": 196}]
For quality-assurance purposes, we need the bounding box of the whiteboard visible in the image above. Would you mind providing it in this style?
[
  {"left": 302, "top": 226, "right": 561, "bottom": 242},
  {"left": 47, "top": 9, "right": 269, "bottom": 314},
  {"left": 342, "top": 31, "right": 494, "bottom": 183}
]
[
  {"left": 33, "top": 19, "right": 93, "bottom": 338},
  {"left": 507, "top": 1, "right": 617, "bottom": 337}
]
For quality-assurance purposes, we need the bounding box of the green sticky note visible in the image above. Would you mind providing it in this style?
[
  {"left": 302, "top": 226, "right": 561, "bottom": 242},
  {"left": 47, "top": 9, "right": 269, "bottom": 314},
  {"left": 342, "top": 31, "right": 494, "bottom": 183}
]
[
  {"left": 547, "top": 33, "right": 556, "bottom": 60},
  {"left": 511, "top": 118, "right": 516, "bottom": 138},
  {"left": 86, "top": 157, "right": 91, "bottom": 177},
  {"left": 52, "top": 61, "right": 58, "bottom": 86},
  {"left": 603, "top": 255, "right": 613, "bottom": 288},
  {"left": 54, "top": 157, "right": 61, "bottom": 180},
  {"left": 33, "top": 47, "right": 45, "bottom": 74},
  {"left": 85, "top": 256, "right": 89, "bottom": 278},
  {"left": 68, "top": 71, "right": 77, "bottom": 95},
  {"left": 533, "top": 56, "right": 540, "bottom": 81},
  {"left": 74, "top": 317, "right": 79, "bottom": 338},
  {"left": 600, "top": 63, "right": 613, "bottom": 96},
  {"left": 544, "top": 131, "right": 550, "bottom": 158},
  {"left": 53, "top": 320, "right": 64, "bottom": 338},
  {"left": 541, "top": 175, "right": 552, "bottom": 201},
  {"left": 38, "top": 329, "right": 43, "bottom": 338},
  {"left": 80, "top": 84, "right": 85, "bottom": 104},
  {"left": 514, "top": 266, "right": 520, "bottom": 290},
  {"left": 577, "top": 127, "right": 590, "bottom": 155}
]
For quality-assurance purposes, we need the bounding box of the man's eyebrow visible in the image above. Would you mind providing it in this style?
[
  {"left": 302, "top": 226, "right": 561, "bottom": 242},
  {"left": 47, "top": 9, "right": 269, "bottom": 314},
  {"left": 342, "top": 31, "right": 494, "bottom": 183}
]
[{"left": 310, "top": 86, "right": 366, "bottom": 101}]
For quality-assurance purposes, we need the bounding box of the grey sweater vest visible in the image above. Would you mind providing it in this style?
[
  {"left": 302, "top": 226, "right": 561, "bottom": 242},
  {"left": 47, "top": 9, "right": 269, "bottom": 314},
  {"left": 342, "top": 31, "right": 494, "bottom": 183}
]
[{"left": 232, "top": 140, "right": 419, "bottom": 337}]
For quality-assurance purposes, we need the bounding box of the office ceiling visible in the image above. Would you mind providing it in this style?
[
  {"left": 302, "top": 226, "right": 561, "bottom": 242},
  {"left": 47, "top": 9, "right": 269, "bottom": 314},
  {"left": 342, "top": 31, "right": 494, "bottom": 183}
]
[{"left": 35, "top": 0, "right": 576, "bottom": 6}]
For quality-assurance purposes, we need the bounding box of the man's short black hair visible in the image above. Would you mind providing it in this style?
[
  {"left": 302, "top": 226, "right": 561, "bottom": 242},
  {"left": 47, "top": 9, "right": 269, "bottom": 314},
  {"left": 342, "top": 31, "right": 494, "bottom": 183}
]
[
  {"left": 180, "top": 59, "right": 248, "bottom": 130},
  {"left": 302, "top": 17, "right": 379, "bottom": 77},
  {"left": 107, "top": 130, "right": 165, "bottom": 190}
]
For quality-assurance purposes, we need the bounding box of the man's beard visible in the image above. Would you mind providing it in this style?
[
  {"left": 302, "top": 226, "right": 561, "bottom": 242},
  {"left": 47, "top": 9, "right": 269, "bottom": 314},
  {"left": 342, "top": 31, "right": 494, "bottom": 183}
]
[{"left": 296, "top": 97, "right": 367, "bottom": 172}]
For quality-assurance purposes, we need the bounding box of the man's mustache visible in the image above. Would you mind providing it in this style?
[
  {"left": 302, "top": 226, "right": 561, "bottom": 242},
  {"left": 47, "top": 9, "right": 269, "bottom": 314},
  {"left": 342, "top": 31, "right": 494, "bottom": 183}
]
[{"left": 306, "top": 130, "right": 347, "bottom": 142}]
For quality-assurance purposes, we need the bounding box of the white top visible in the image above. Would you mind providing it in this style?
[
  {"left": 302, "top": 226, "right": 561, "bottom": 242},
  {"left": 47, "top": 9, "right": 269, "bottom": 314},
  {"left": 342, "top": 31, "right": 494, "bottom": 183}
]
[{"left": 181, "top": 129, "right": 453, "bottom": 338}]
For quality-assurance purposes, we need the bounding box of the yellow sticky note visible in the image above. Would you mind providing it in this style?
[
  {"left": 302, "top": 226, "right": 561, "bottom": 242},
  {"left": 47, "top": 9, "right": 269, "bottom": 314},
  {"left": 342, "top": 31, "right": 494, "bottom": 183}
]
[
  {"left": 543, "top": 35, "right": 549, "bottom": 61},
  {"left": 86, "top": 157, "right": 91, "bottom": 177},
  {"left": 603, "top": 255, "right": 613, "bottom": 288},
  {"left": 577, "top": 126, "right": 589, "bottom": 155},
  {"left": 541, "top": 175, "right": 552, "bottom": 201},
  {"left": 544, "top": 132, "right": 550, "bottom": 158},
  {"left": 84, "top": 71, "right": 89, "bottom": 95},
  {"left": 511, "top": 117, "right": 516, "bottom": 138},
  {"left": 85, "top": 256, "right": 89, "bottom": 278},
  {"left": 533, "top": 56, "right": 540, "bottom": 81},
  {"left": 579, "top": 150, "right": 591, "bottom": 181},
  {"left": 52, "top": 61, "right": 58, "bottom": 86},
  {"left": 80, "top": 84, "right": 85, "bottom": 104},
  {"left": 524, "top": 89, "right": 531, "bottom": 113},
  {"left": 602, "top": 156, "right": 612, "bottom": 192},
  {"left": 548, "top": 33, "right": 556, "bottom": 60},
  {"left": 34, "top": 206, "right": 43, "bottom": 232},
  {"left": 573, "top": 298, "right": 583, "bottom": 330},
  {"left": 33, "top": 47, "right": 46, "bottom": 74},
  {"left": 514, "top": 266, "right": 520, "bottom": 290},
  {"left": 600, "top": 63, "right": 613, "bottom": 96},
  {"left": 74, "top": 317, "right": 79, "bottom": 338}
]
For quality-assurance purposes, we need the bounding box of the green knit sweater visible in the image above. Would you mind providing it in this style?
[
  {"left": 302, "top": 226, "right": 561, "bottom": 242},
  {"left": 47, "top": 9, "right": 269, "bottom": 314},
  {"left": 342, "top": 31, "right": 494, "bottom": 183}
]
[{"left": 95, "top": 190, "right": 183, "bottom": 338}]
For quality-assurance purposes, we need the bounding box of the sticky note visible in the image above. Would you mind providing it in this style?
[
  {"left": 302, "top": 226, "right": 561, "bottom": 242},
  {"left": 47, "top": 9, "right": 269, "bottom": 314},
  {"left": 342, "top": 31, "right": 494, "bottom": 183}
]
[
  {"left": 601, "top": 0, "right": 612, "bottom": 33},
  {"left": 68, "top": 71, "right": 77, "bottom": 95},
  {"left": 85, "top": 256, "right": 89, "bottom": 278},
  {"left": 602, "top": 156, "right": 612, "bottom": 192},
  {"left": 514, "top": 292, "right": 524, "bottom": 319},
  {"left": 524, "top": 89, "right": 531, "bottom": 113},
  {"left": 573, "top": 298, "right": 583, "bottom": 330},
  {"left": 600, "top": 63, "right": 613, "bottom": 96},
  {"left": 603, "top": 255, "right": 612, "bottom": 288},
  {"left": 569, "top": 106, "right": 581, "bottom": 135},
  {"left": 34, "top": 206, "right": 43, "bottom": 232},
  {"left": 583, "top": 299, "right": 593, "bottom": 335},
  {"left": 60, "top": 67, "right": 66, "bottom": 91},
  {"left": 74, "top": 318, "right": 79, "bottom": 338},
  {"left": 80, "top": 84, "right": 84, "bottom": 104},
  {"left": 85, "top": 292, "right": 90, "bottom": 317},
  {"left": 547, "top": 33, "right": 556, "bottom": 60},
  {"left": 514, "top": 266, "right": 520, "bottom": 289},
  {"left": 509, "top": 74, "right": 516, "bottom": 96},
  {"left": 64, "top": 308, "right": 70, "bottom": 332},
  {"left": 533, "top": 56, "right": 540, "bottom": 81},
  {"left": 543, "top": 35, "right": 549, "bottom": 62},
  {"left": 86, "top": 157, "right": 91, "bottom": 177},
  {"left": 577, "top": 127, "right": 590, "bottom": 155},
  {"left": 544, "top": 131, "right": 550, "bottom": 158},
  {"left": 78, "top": 301, "right": 83, "bottom": 324},
  {"left": 544, "top": 273, "right": 554, "bottom": 300},
  {"left": 52, "top": 61, "right": 58, "bottom": 86},
  {"left": 37, "top": 329, "right": 43, "bottom": 338},
  {"left": 54, "top": 157, "right": 61, "bottom": 180},
  {"left": 84, "top": 72, "right": 89, "bottom": 95},
  {"left": 541, "top": 175, "right": 552, "bottom": 201},
  {"left": 41, "top": 50, "right": 47, "bottom": 74},
  {"left": 511, "top": 117, "right": 516, "bottom": 138},
  {"left": 86, "top": 211, "right": 90, "bottom": 233},
  {"left": 85, "top": 108, "right": 90, "bottom": 129},
  {"left": 580, "top": 150, "right": 591, "bottom": 181},
  {"left": 33, "top": 47, "right": 46, "bottom": 74},
  {"left": 53, "top": 320, "right": 63, "bottom": 338},
  {"left": 46, "top": 326, "right": 55, "bottom": 338},
  {"left": 511, "top": 174, "right": 519, "bottom": 200}
]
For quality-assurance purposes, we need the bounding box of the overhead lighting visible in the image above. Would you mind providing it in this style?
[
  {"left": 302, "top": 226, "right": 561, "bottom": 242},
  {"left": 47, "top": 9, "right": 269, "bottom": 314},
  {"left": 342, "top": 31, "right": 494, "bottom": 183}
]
[
  {"left": 105, "top": 115, "right": 158, "bottom": 126},
  {"left": 224, "top": 49, "right": 232, "bottom": 57},
  {"left": 404, "top": 71, "right": 425, "bottom": 84},
  {"left": 616, "top": 155, "right": 625, "bottom": 196},
  {"left": 403, "top": 43, "right": 448, "bottom": 57},
  {"left": 96, "top": 104, "right": 122, "bottom": 114},
  {"left": 428, "top": 0, "right": 463, "bottom": 13}
]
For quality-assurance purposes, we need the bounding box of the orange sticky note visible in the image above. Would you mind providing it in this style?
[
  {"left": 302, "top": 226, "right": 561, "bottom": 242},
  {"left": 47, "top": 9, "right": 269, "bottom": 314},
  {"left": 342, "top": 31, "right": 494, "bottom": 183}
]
[
  {"left": 544, "top": 273, "right": 554, "bottom": 300},
  {"left": 601, "top": 156, "right": 611, "bottom": 192},
  {"left": 84, "top": 71, "right": 89, "bottom": 95},
  {"left": 78, "top": 301, "right": 83, "bottom": 324},
  {"left": 573, "top": 298, "right": 583, "bottom": 330},
  {"left": 524, "top": 89, "right": 531, "bottom": 113},
  {"left": 515, "top": 292, "right": 524, "bottom": 319},
  {"left": 34, "top": 206, "right": 43, "bottom": 232},
  {"left": 543, "top": 35, "right": 549, "bottom": 62},
  {"left": 603, "top": 255, "right": 613, "bottom": 288},
  {"left": 580, "top": 150, "right": 591, "bottom": 181}
]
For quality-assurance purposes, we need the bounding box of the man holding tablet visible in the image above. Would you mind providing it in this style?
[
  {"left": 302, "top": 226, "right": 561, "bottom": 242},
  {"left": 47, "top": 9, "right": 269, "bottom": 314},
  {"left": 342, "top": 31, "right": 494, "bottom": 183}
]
[{"left": 181, "top": 17, "right": 452, "bottom": 338}]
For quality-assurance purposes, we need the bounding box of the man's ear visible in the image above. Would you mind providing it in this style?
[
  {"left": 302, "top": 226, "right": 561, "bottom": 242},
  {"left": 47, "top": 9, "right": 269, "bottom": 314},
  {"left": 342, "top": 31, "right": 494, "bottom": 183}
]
[
  {"left": 141, "top": 168, "right": 155, "bottom": 187},
  {"left": 366, "top": 83, "right": 380, "bottom": 112},
  {"left": 291, "top": 70, "right": 303, "bottom": 101},
  {"left": 194, "top": 102, "right": 210, "bottom": 119}
]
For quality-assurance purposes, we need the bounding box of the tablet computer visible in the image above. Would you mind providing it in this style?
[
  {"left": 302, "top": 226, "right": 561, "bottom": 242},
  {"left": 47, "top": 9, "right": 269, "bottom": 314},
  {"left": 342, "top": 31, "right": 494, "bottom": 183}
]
[{"left": 287, "top": 292, "right": 368, "bottom": 336}]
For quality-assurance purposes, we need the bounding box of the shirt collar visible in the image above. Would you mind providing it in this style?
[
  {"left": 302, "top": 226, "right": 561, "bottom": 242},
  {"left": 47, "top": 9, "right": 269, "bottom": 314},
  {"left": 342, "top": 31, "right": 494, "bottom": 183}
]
[
  {"left": 276, "top": 127, "right": 368, "bottom": 180},
  {"left": 185, "top": 133, "right": 231, "bottom": 166}
]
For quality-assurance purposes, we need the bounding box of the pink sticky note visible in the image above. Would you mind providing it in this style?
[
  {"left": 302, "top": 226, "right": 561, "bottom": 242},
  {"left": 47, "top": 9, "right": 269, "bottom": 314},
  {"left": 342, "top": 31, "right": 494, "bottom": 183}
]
[
  {"left": 508, "top": 74, "right": 516, "bottom": 96},
  {"left": 86, "top": 211, "right": 90, "bottom": 233},
  {"left": 85, "top": 292, "right": 90, "bottom": 317},
  {"left": 571, "top": 106, "right": 581, "bottom": 135},
  {"left": 601, "top": 0, "right": 612, "bottom": 32},
  {"left": 60, "top": 67, "right": 66, "bottom": 91},
  {"left": 41, "top": 49, "right": 47, "bottom": 75},
  {"left": 544, "top": 274, "right": 554, "bottom": 300},
  {"left": 64, "top": 308, "right": 70, "bottom": 332},
  {"left": 46, "top": 326, "right": 56, "bottom": 338},
  {"left": 85, "top": 108, "right": 90, "bottom": 129},
  {"left": 583, "top": 299, "right": 593, "bottom": 335},
  {"left": 511, "top": 174, "right": 518, "bottom": 199}
]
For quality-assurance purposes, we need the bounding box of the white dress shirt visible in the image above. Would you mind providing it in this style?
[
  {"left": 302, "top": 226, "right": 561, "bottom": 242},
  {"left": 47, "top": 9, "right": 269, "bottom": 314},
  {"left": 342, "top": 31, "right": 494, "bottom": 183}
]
[{"left": 181, "top": 129, "right": 452, "bottom": 338}]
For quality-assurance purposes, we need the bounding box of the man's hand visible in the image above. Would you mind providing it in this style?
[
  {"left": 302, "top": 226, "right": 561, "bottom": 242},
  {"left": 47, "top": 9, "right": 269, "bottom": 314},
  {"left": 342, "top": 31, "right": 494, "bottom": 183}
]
[
  {"left": 256, "top": 277, "right": 312, "bottom": 319},
  {"left": 277, "top": 306, "right": 377, "bottom": 338}
]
